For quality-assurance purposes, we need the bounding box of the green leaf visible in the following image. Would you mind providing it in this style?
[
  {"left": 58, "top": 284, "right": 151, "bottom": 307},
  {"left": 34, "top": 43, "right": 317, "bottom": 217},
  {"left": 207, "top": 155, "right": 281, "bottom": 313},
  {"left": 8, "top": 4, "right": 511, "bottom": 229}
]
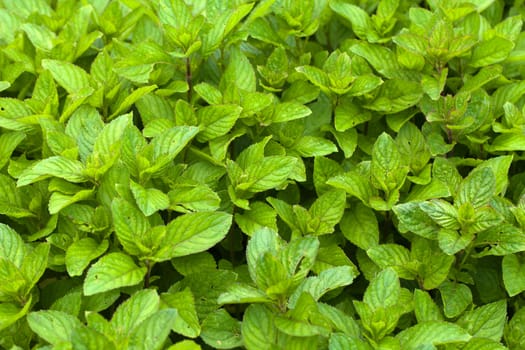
[
  {"left": 161, "top": 289, "right": 201, "bottom": 338},
  {"left": 330, "top": 0, "right": 376, "bottom": 41},
  {"left": 65, "top": 238, "right": 109, "bottom": 277},
  {"left": 502, "top": 254, "right": 525, "bottom": 296},
  {"left": 218, "top": 283, "right": 271, "bottom": 305},
  {"left": 363, "top": 268, "right": 400, "bottom": 310},
  {"left": 413, "top": 290, "right": 443, "bottom": 323},
  {"left": 168, "top": 184, "right": 221, "bottom": 213},
  {"left": 470, "top": 37, "right": 514, "bottom": 67},
  {"left": 27, "top": 310, "right": 84, "bottom": 345},
  {"left": 438, "top": 281, "right": 472, "bottom": 318},
  {"left": 196, "top": 105, "right": 242, "bottom": 142},
  {"left": 367, "top": 244, "right": 416, "bottom": 279},
  {"left": 456, "top": 167, "right": 496, "bottom": 208},
  {"left": 371, "top": 133, "right": 406, "bottom": 192},
  {"left": 419, "top": 200, "right": 459, "bottom": 230},
  {"left": 327, "top": 172, "right": 375, "bottom": 205},
  {"left": 288, "top": 266, "right": 357, "bottom": 308},
  {"left": 154, "top": 212, "right": 232, "bottom": 261},
  {"left": 128, "top": 309, "right": 178, "bottom": 350},
  {"left": 246, "top": 228, "right": 281, "bottom": 283},
  {"left": 130, "top": 180, "right": 170, "bottom": 216},
  {"left": 340, "top": 204, "right": 379, "bottom": 250},
  {"left": 201, "top": 309, "right": 243, "bottom": 349},
  {"left": 309, "top": 190, "right": 346, "bottom": 235},
  {"left": 235, "top": 201, "right": 277, "bottom": 236},
  {"left": 241, "top": 304, "right": 277, "bottom": 350},
  {"left": 238, "top": 156, "right": 297, "bottom": 192},
  {"left": 456, "top": 300, "right": 506, "bottom": 341},
  {"left": 111, "top": 198, "right": 151, "bottom": 256},
  {"left": 272, "top": 102, "right": 312, "bottom": 123},
  {"left": 292, "top": 136, "right": 337, "bottom": 157},
  {"left": 83, "top": 252, "right": 147, "bottom": 296},
  {"left": 396, "top": 321, "right": 471, "bottom": 349},
  {"left": 111, "top": 289, "right": 159, "bottom": 337},
  {"left": 109, "top": 85, "right": 157, "bottom": 120},
  {"left": 0, "top": 224, "right": 25, "bottom": 267},
  {"left": 0, "top": 298, "right": 32, "bottom": 332},
  {"left": 393, "top": 202, "right": 440, "bottom": 240},
  {"left": 17, "top": 156, "right": 87, "bottom": 186},
  {"left": 41, "top": 59, "right": 92, "bottom": 94}
]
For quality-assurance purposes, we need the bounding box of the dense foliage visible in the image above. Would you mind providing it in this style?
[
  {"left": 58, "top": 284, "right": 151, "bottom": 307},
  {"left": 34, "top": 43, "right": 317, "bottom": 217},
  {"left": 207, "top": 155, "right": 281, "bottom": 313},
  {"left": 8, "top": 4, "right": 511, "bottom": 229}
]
[{"left": 1, "top": 0, "right": 525, "bottom": 348}]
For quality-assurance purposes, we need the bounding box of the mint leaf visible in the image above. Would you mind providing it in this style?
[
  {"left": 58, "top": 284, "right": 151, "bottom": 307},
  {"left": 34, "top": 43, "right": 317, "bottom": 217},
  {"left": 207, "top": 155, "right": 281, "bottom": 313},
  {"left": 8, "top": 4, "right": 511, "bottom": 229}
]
[
  {"left": 396, "top": 321, "right": 471, "bottom": 349},
  {"left": 83, "top": 252, "right": 147, "bottom": 296},
  {"left": 154, "top": 212, "right": 232, "bottom": 260}
]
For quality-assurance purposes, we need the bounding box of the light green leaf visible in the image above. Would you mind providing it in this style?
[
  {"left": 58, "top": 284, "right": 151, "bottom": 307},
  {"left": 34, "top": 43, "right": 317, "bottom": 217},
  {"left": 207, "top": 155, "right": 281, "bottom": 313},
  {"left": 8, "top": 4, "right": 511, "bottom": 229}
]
[
  {"left": 154, "top": 212, "right": 232, "bottom": 261},
  {"left": 327, "top": 172, "right": 375, "bottom": 205},
  {"left": 456, "top": 167, "right": 496, "bottom": 208},
  {"left": 413, "top": 290, "right": 443, "bottom": 323},
  {"left": 83, "top": 252, "right": 147, "bottom": 296},
  {"left": 273, "top": 102, "right": 312, "bottom": 123},
  {"left": 246, "top": 228, "right": 281, "bottom": 283},
  {"left": 241, "top": 304, "right": 277, "bottom": 350},
  {"left": 274, "top": 316, "right": 329, "bottom": 337},
  {"left": 149, "top": 126, "right": 199, "bottom": 172},
  {"left": 293, "top": 136, "right": 337, "bottom": 157},
  {"left": 367, "top": 244, "right": 416, "bottom": 279},
  {"left": 171, "top": 252, "right": 216, "bottom": 276},
  {"left": 419, "top": 200, "right": 459, "bottom": 230},
  {"left": 41, "top": 59, "right": 91, "bottom": 94},
  {"left": 0, "top": 224, "right": 25, "bottom": 267},
  {"left": 110, "top": 85, "right": 157, "bottom": 120},
  {"left": 27, "top": 310, "right": 84, "bottom": 345},
  {"left": 363, "top": 268, "right": 400, "bottom": 310},
  {"left": 218, "top": 283, "right": 271, "bottom": 305},
  {"left": 235, "top": 201, "right": 277, "bottom": 236},
  {"left": 438, "top": 229, "right": 473, "bottom": 255},
  {"left": 161, "top": 289, "right": 201, "bottom": 338},
  {"left": 340, "top": 204, "right": 379, "bottom": 250},
  {"left": 330, "top": 0, "right": 376, "bottom": 40},
  {"left": 238, "top": 156, "right": 297, "bottom": 192},
  {"left": 439, "top": 281, "right": 472, "bottom": 318},
  {"left": 393, "top": 202, "right": 440, "bottom": 240},
  {"left": 21, "top": 23, "right": 56, "bottom": 51},
  {"left": 111, "top": 289, "right": 159, "bottom": 337},
  {"left": 197, "top": 105, "right": 242, "bottom": 142},
  {"left": 288, "top": 266, "right": 357, "bottom": 308},
  {"left": 309, "top": 190, "right": 346, "bottom": 235},
  {"left": 201, "top": 309, "right": 243, "bottom": 349},
  {"left": 17, "top": 156, "right": 87, "bottom": 186},
  {"left": 20, "top": 243, "right": 49, "bottom": 287},
  {"left": 130, "top": 180, "right": 170, "bottom": 216},
  {"left": 128, "top": 309, "right": 178, "bottom": 350},
  {"left": 470, "top": 37, "right": 514, "bottom": 67},
  {"left": 168, "top": 184, "right": 221, "bottom": 213},
  {"left": 0, "top": 298, "right": 32, "bottom": 332},
  {"left": 65, "top": 238, "right": 109, "bottom": 277},
  {"left": 111, "top": 198, "right": 151, "bottom": 256},
  {"left": 396, "top": 321, "right": 471, "bottom": 349},
  {"left": 502, "top": 254, "right": 525, "bottom": 296},
  {"left": 457, "top": 300, "right": 506, "bottom": 341},
  {"left": 0, "top": 131, "right": 26, "bottom": 169}
]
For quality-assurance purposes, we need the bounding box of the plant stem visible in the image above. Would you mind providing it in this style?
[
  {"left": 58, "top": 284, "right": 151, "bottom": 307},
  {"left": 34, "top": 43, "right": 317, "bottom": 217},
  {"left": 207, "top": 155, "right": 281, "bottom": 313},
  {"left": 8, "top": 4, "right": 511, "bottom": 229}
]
[
  {"left": 145, "top": 259, "right": 151, "bottom": 288},
  {"left": 186, "top": 56, "right": 192, "bottom": 102}
]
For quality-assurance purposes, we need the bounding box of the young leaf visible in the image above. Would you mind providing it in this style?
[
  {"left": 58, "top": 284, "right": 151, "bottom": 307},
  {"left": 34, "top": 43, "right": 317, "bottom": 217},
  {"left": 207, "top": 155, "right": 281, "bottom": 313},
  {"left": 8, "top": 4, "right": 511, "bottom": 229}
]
[
  {"left": 65, "top": 238, "right": 109, "bottom": 277},
  {"left": 200, "top": 309, "right": 243, "bottom": 349},
  {"left": 27, "top": 310, "right": 84, "bottom": 345},
  {"left": 153, "top": 212, "right": 232, "bottom": 261},
  {"left": 502, "top": 253, "right": 525, "bottom": 296},
  {"left": 396, "top": 321, "right": 471, "bottom": 349},
  {"left": 83, "top": 252, "right": 147, "bottom": 296},
  {"left": 17, "top": 156, "right": 87, "bottom": 186}
]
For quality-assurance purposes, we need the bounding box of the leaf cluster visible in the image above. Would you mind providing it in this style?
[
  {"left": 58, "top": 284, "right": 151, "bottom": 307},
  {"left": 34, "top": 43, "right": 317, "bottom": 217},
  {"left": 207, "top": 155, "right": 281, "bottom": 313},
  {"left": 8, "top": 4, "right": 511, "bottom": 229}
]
[{"left": 1, "top": 0, "right": 525, "bottom": 349}]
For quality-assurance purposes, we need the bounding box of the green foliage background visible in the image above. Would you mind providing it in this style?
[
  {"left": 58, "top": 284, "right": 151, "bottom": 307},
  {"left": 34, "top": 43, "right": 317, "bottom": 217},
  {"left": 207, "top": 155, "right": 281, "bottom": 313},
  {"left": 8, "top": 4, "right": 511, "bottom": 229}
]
[{"left": 1, "top": 0, "right": 525, "bottom": 348}]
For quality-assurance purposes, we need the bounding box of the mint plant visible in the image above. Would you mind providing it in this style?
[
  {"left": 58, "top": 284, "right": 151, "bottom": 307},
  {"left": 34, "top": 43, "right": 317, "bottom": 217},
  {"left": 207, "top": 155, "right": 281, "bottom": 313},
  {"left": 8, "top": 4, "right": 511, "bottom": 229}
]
[{"left": 1, "top": 0, "right": 525, "bottom": 349}]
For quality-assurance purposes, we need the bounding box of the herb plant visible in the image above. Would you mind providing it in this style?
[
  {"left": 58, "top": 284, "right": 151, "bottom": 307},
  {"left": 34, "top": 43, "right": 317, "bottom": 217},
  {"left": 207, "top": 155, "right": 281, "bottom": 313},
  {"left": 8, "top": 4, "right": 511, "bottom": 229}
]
[{"left": 1, "top": 0, "right": 525, "bottom": 349}]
